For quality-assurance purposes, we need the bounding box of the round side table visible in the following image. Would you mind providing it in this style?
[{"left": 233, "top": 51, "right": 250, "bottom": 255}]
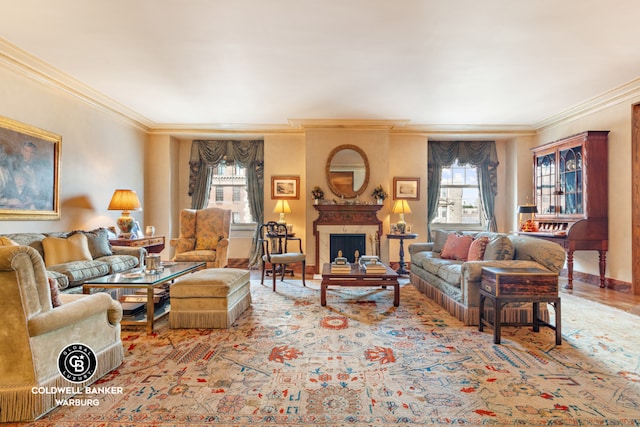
[{"left": 386, "top": 233, "right": 418, "bottom": 275}]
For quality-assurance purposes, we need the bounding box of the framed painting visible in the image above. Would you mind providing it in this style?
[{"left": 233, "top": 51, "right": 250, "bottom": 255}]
[
  {"left": 0, "top": 116, "right": 61, "bottom": 220},
  {"left": 393, "top": 177, "right": 420, "bottom": 200},
  {"left": 271, "top": 175, "right": 300, "bottom": 199}
]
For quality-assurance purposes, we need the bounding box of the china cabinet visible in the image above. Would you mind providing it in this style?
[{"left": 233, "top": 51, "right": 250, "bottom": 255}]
[{"left": 522, "top": 131, "right": 609, "bottom": 289}]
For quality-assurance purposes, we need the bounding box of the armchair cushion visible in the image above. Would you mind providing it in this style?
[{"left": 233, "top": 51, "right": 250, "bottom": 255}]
[{"left": 0, "top": 236, "right": 18, "bottom": 246}]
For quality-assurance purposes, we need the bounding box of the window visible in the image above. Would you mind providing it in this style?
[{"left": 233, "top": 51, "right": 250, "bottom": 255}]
[
  {"left": 207, "top": 162, "right": 253, "bottom": 224},
  {"left": 433, "top": 160, "right": 483, "bottom": 226}
]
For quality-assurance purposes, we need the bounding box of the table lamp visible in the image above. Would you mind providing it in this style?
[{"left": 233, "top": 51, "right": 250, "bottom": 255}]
[
  {"left": 273, "top": 199, "right": 291, "bottom": 224},
  {"left": 392, "top": 199, "right": 411, "bottom": 233},
  {"left": 518, "top": 204, "right": 538, "bottom": 232},
  {"left": 108, "top": 189, "right": 142, "bottom": 238}
]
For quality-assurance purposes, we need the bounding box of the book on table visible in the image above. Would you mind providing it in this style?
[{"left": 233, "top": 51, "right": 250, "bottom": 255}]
[
  {"left": 331, "top": 262, "right": 352, "bottom": 273},
  {"left": 362, "top": 263, "right": 386, "bottom": 274}
]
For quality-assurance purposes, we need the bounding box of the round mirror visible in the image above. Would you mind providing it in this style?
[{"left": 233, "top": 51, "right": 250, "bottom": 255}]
[{"left": 325, "top": 144, "right": 369, "bottom": 199}]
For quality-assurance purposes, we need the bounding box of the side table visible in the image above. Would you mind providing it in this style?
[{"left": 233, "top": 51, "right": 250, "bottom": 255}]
[
  {"left": 386, "top": 233, "right": 418, "bottom": 275},
  {"left": 479, "top": 267, "right": 561, "bottom": 345},
  {"left": 110, "top": 235, "right": 166, "bottom": 254}
]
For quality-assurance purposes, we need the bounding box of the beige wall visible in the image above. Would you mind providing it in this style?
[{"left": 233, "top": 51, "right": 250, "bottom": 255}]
[
  {"left": 2, "top": 56, "right": 635, "bottom": 285},
  {"left": 537, "top": 101, "right": 638, "bottom": 283},
  {"left": 0, "top": 65, "right": 146, "bottom": 235}
]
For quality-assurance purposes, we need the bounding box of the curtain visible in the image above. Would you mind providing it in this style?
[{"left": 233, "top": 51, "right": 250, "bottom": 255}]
[
  {"left": 189, "top": 140, "right": 264, "bottom": 268},
  {"left": 427, "top": 141, "right": 499, "bottom": 239}
]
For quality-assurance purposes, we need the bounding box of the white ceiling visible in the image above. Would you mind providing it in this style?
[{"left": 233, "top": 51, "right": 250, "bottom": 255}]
[{"left": 2, "top": 0, "right": 640, "bottom": 130}]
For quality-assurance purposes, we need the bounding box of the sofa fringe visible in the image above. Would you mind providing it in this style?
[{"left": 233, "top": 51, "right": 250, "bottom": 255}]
[
  {"left": 410, "top": 274, "right": 550, "bottom": 326},
  {"left": 0, "top": 343, "right": 123, "bottom": 422}
]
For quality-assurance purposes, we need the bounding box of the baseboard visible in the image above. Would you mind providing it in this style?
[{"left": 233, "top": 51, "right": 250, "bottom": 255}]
[
  {"left": 559, "top": 269, "right": 631, "bottom": 292},
  {"left": 227, "top": 258, "right": 249, "bottom": 269}
]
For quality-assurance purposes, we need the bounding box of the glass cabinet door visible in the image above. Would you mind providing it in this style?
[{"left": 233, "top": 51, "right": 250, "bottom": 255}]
[
  {"left": 535, "top": 152, "right": 555, "bottom": 215},
  {"left": 559, "top": 146, "right": 583, "bottom": 215}
]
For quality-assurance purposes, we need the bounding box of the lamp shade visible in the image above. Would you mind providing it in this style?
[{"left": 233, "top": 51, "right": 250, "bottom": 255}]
[
  {"left": 273, "top": 199, "right": 291, "bottom": 224},
  {"left": 518, "top": 204, "right": 538, "bottom": 214},
  {"left": 392, "top": 200, "right": 412, "bottom": 215},
  {"left": 108, "top": 189, "right": 142, "bottom": 212},
  {"left": 272, "top": 199, "right": 291, "bottom": 214}
]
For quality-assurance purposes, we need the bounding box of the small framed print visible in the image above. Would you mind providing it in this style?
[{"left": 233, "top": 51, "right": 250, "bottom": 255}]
[
  {"left": 393, "top": 177, "right": 420, "bottom": 200},
  {"left": 271, "top": 176, "right": 300, "bottom": 199}
]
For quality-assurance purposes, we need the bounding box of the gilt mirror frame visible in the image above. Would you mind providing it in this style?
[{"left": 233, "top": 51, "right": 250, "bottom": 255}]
[{"left": 325, "top": 144, "right": 370, "bottom": 199}]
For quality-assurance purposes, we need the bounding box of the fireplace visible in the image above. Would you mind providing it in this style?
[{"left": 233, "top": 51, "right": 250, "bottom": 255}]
[
  {"left": 312, "top": 204, "right": 383, "bottom": 271},
  {"left": 330, "top": 233, "right": 366, "bottom": 263}
]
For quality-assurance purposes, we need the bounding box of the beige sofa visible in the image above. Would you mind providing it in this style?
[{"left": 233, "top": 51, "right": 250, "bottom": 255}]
[
  {"left": 1, "top": 228, "right": 145, "bottom": 291},
  {"left": 0, "top": 245, "right": 124, "bottom": 422},
  {"left": 409, "top": 231, "right": 566, "bottom": 325}
]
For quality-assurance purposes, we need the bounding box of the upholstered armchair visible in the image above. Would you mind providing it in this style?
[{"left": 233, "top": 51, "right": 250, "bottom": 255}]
[
  {"left": 0, "top": 245, "right": 124, "bottom": 422},
  {"left": 170, "top": 207, "right": 232, "bottom": 268}
]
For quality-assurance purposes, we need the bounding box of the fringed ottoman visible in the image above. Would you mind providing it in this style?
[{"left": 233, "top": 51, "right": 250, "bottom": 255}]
[{"left": 169, "top": 268, "right": 251, "bottom": 328}]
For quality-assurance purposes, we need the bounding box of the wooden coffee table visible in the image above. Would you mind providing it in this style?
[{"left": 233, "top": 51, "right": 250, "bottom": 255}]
[{"left": 320, "top": 263, "right": 400, "bottom": 307}]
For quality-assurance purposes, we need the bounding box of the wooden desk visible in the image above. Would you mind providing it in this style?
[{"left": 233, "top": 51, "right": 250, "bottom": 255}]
[
  {"left": 110, "top": 235, "right": 165, "bottom": 253},
  {"left": 479, "top": 267, "right": 561, "bottom": 345},
  {"left": 386, "top": 233, "right": 418, "bottom": 275}
]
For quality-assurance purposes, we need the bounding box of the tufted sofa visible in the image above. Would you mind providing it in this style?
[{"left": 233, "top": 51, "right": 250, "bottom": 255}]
[
  {"left": 0, "top": 228, "right": 145, "bottom": 291},
  {"left": 409, "top": 231, "right": 566, "bottom": 325}
]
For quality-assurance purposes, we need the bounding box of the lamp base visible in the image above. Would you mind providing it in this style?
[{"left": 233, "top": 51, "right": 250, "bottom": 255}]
[
  {"left": 116, "top": 212, "right": 135, "bottom": 238},
  {"left": 278, "top": 213, "right": 286, "bottom": 224}
]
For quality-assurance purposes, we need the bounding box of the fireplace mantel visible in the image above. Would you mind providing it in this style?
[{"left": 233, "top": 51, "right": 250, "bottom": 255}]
[{"left": 313, "top": 204, "right": 383, "bottom": 270}]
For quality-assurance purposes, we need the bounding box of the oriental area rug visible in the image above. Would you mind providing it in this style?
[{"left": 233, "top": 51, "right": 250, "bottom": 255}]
[{"left": 17, "top": 279, "right": 640, "bottom": 426}]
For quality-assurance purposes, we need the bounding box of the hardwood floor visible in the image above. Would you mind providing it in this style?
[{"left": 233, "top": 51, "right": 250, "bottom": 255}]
[
  {"left": 559, "top": 277, "right": 640, "bottom": 316},
  {"left": 248, "top": 269, "right": 640, "bottom": 317}
]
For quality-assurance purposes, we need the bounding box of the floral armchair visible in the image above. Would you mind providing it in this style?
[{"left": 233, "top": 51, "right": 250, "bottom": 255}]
[
  {"left": 170, "top": 207, "right": 232, "bottom": 268},
  {"left": 0, "top": 245, "right": 124, "bottom": 422}
]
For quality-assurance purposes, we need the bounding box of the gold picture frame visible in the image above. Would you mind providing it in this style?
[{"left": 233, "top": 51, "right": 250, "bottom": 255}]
[
  {"left": 393, "top": 177, "right": 420, "bottom": 200},
  {"left": 271, "top": 175, "right": 300, "bottom": 199},
  {"left": 0, "top": 116, "right": 61, "bottom": 220}
]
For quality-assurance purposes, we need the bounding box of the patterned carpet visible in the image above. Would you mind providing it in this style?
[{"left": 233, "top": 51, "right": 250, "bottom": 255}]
[{"left": 19, "top": 279, "right": 640, "bottom": 426}]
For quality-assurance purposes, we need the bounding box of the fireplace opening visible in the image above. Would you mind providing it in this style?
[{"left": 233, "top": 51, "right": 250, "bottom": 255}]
[{"left": 330, "top": 234, "right": 366, "bottom": 263}]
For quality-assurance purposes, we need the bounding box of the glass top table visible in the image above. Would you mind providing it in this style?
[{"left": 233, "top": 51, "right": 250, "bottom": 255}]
[{"left": 83, "top": 261, "right": 206, "bottom": 333}]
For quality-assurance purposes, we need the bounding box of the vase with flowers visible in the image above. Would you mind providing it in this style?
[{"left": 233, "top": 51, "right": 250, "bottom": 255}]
[
  {"left": 371, "top": 185, "right": 388, "bottom": 204},
  {"left": 311, "top": 186, "right": 324, "bottom": 205}
]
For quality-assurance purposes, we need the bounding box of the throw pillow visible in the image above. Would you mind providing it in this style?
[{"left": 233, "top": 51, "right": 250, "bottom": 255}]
[
  {"left": 71, "top": 228, "right": 113, "bottom": 258},
  {"left": 431, "top": 230, "right": 450, "bottom": 253},
  {"left": 440, "top": 233, "right": 474, "bottom": 260},
  {"left": 467, "top": 236, "right": 490, "bottom": 261},
  {"left": 48, "top": 277, "right": 62, "bottom": 308},
  {"left": 0, "top": 236, "right": 19, "bottom": 246},
  {"left": 483, "top": 235, "right": 515, "bottom": 261},
  {"left": 195, "top": 236, "right": 219, "bottom": 251},
  {"left": 42, "top": 234, "right": 93, "bottom": 267}
]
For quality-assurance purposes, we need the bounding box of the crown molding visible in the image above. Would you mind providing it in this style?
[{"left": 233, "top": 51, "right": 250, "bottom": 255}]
[
  {"left": 4, "top": 37, "right": 639, "bottom": 138},
  {"left": 535, "top": 76, "right": 640, "bottom": 131},
  {"left": 0, "top": 38, "right": 153, "bottom": 131},
  {"left": 288, "top": 118, "right": 410, "bottom": 130}
]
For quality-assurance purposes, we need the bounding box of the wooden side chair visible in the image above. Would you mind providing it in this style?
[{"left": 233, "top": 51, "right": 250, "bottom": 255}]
[{"left": 259, "top": 221, "right": 306, "bottom": 291}]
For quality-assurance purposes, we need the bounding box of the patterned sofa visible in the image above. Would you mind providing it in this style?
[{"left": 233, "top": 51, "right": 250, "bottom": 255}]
[
  {"left": 0, "top": 228, "right": 145, "bottom": 291},
  {"left": 409, "top": 231, "right": 566, "bottom": 325}
]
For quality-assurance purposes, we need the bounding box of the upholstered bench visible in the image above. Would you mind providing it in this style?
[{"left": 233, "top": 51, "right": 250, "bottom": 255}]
[{"left": 169, "top": 268, "right": 251, "bottom": 328}]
